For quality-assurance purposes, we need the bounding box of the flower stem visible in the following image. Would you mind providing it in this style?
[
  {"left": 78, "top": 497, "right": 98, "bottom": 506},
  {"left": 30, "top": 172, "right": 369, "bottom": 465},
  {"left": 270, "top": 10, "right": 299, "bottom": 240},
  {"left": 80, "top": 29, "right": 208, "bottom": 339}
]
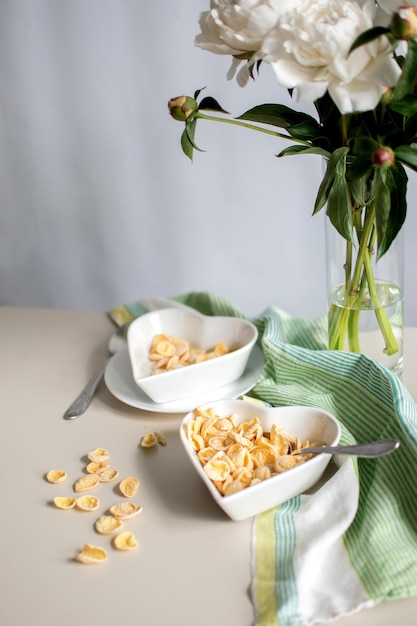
[
  {"left": 328, "top": 200, "right": 399, "bottom": 357},
  {"left": 362, "top": 244, "right": 399, "bottom": 356},
  {"left": 195, "top": 112, "right": 313, "bottom": 146},
  {"left": 328, "top": 304, "right": 350, "bottom": 350}
]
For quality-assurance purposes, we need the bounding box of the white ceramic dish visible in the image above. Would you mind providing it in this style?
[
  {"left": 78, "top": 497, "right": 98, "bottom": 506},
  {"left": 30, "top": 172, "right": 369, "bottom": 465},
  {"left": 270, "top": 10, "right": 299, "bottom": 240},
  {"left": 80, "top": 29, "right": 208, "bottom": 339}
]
[
  {"left": 104, "top": 344, "right": 265, "bottom": 413},
  {"left": 127, "top": 308, "right": 258, "bottom": 404},
  {"left": 180, "top": 400, "right": 341, "bottom": 521}
]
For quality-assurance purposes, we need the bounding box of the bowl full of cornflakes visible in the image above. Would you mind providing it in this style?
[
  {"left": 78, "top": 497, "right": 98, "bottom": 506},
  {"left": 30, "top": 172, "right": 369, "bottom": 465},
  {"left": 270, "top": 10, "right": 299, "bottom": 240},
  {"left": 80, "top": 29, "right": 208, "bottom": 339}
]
[
  {"left": 127, "top": 308, "right": 258, "bottom": 403},
  {"left": 180, "top": 399, "right": 341, "bottom": 521}
]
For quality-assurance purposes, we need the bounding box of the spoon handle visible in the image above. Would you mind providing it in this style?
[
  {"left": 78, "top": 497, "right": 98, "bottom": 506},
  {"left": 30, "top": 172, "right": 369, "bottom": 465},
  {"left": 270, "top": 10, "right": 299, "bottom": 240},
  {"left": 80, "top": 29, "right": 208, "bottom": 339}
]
[
  {"left": 298, "top": 439, "right": 400, "bottom": 458},
  {"left": 63, "top": 366, "right": 106, "bottom": 420}
]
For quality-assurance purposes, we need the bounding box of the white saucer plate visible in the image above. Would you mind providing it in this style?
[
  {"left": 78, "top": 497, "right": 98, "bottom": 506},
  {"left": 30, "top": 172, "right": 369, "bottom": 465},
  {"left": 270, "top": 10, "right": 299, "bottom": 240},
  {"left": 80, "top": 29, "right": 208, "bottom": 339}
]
[{"left": 104, "top": 344, "right": 265, "bottom": 414}]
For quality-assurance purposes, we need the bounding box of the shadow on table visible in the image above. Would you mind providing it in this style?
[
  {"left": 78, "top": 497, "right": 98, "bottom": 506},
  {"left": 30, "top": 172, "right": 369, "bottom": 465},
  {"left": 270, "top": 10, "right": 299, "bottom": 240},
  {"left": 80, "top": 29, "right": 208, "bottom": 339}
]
[{"left": 136, "top": 431, "right": 233, "bottom": 522}]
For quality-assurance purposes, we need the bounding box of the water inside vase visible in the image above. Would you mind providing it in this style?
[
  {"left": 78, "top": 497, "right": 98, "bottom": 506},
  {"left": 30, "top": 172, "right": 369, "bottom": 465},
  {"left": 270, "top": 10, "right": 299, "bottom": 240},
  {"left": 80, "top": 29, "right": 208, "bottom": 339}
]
[{"left": 329, "top": 280, "right": 403, "bottom": 377}]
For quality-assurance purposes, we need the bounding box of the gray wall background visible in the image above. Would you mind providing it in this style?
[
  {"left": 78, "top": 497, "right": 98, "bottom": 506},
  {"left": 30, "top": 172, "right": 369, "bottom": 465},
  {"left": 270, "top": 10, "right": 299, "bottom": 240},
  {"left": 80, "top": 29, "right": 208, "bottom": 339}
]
[{"left": 1, "top": 0, "right": 416, "bottom": 324}]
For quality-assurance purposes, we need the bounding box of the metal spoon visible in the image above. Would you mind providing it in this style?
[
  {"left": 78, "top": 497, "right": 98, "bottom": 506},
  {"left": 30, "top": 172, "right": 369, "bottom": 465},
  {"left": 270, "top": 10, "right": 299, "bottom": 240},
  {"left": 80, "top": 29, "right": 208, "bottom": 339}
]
[
  {"left": 294, "top": 439, "right": 400, "bottom": 458},
  {"left": 63, "top": 323, "right": 129, "bottom": 420}
]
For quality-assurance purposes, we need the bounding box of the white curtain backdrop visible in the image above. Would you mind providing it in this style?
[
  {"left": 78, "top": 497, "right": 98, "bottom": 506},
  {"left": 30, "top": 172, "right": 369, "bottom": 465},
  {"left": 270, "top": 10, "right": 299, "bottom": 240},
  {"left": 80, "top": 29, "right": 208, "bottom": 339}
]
[{"left": 0, "top": 0, "right": 416, "bottom": 324}]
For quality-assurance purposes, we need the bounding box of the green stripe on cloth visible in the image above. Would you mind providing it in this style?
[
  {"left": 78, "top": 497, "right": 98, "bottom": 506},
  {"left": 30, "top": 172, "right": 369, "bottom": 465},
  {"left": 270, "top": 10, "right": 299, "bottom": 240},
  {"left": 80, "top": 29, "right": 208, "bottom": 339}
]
[
  {"left": 108, "top": 292, "right": 417, "bottom": 625},
  {"left": 273, "top": 498, "right": 302, "bottom": 626},
  {"left": 252, "top": 507, "right": 280, "bottom": 626}
]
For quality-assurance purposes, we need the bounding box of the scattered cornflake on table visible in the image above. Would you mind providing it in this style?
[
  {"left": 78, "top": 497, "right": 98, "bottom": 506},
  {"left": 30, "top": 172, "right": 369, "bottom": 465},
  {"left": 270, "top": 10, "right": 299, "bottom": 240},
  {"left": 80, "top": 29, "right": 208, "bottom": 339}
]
[
  {"left": 46, "top": 470, "right": 67, "bottom": 484},
  {"left": 141, "top": 433, "right": 157, "bottom": 448},
  {"left": 96, "top": 468, "right": 119, "bottom": 483},
  {"left": 156, "top": 431, "right": 167, "bottom": 446},
  {"left": 76, "top": 495, "right": 100, "bottom": 511},
  {"left": 95, "top": 515, "right": 123, "bottom": 534},
  {"left": 47, "top": 447, "right": 142, "bottom": 563},
  {"left": 113, "top": 532, "right": 138, "bottom": 551},
  {"left": 73, "top": 474, "right": 100, "bottom": 492},
  {"left": 85, "top": 460, "right": 110, "bottom": 474},
  {"left": 119, "top": 476, "right": 140, "bottom": 498},
  {"left": 87, "top": 448, "right": 110, "bottom": 463},
  {"left": 75, "top": 544, "right": 108, "bottom": 564},
  {"left": 110, "top": 502, "right": 143, "bottom": 520},
  {"left": 53, "top": 496, "right": 77, "bottom": 510}
]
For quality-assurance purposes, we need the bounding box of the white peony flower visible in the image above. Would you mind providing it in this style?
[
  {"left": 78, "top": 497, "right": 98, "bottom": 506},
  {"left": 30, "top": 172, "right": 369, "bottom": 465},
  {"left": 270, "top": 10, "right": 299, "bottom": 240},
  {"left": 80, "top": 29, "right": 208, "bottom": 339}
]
[
  {"left": 195, "top": 0, "right": 304, "bottom": 83},
  {"left": 195, "top": 0, "right": 300, "bottom": 56},
  {"left": 261, "top": 0, "right": 401, "bottom": 113}
]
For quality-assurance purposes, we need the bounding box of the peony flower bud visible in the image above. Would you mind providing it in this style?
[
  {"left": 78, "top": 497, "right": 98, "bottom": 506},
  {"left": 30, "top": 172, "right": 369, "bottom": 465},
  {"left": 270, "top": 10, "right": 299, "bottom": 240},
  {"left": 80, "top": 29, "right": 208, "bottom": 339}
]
[
  {"left": 390, "top": 6, "right": 417, "bottom": 40},
  {"left": 372, "top": 146, "right": 395, "bottom": 168},
  {"left": 168, "top": 96, "right": 198, "bottom": 121}
]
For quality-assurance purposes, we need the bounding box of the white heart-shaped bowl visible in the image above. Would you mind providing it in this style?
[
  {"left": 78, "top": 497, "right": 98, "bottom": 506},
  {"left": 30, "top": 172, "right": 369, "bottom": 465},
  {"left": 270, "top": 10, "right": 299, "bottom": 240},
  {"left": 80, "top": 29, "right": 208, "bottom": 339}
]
[
  {"left": 180, "top": 400, "right": 341, "bottom": 521},
  {"left": 127, "top": 309, "right": 258, "bottom": 404}
]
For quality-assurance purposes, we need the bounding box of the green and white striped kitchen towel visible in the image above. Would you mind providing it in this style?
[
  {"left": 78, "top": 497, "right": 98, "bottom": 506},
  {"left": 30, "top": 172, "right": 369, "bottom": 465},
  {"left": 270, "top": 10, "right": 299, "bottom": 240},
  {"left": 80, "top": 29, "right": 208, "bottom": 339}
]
[{"left": 109, "top": 292, "right": 417, "bottom": 626}]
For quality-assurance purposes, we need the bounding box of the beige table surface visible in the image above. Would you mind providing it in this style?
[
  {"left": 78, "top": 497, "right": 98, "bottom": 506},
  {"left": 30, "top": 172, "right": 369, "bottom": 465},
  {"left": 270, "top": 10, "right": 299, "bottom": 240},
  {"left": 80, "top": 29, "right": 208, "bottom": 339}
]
[{"left": 1, "top": 306, "right": 416, "bottom": 626}]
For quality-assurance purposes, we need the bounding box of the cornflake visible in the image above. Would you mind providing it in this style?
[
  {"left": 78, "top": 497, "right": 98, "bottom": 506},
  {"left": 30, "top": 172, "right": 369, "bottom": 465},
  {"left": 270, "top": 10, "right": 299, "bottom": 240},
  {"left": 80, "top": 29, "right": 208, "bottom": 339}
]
[
  {"left": 95, "top": 515, "right": 123, "bottom": 534},
  {"left": 185, "top": 406, "right": 321, "bottom": 497},
  {"left": 113, "top": 531, "right": 138, "bottom": 551},
  {"left": 73, "top": 474, "right": 100, "bottom": 492},
  {"left": 46, "top": 470, "right": 67, "bottom": 484},
  {"left": 110, "top": 502, "right": 142, "bottom": 520},
  {"left": 204, "top": 456, "right": 231, "bottom": 481},
  {"left": 148, "top": 333, "right": 233, "bottom": 375},
  {"left": 156, "top": 431, "right": 167, "bottom": 446},
  {"left": 275, "top": 455, "right": 301, "bottom": 472},
  {"left": 87, "top": 448, "right": 110, "bottom": 463},
  {"left": 119, "top": 476, "right": 140, "bottom": 498},
  {"left": 85, "top": 460, "right": 110, "bottom": 474},
  {"left": 141, "top": 433, "right": 158, "bottom": 448},
  {"left": 96, "top": 469, "right": 119, "bottom": 483},
  {"left": 53, "top": 496, "right": 76, "bottom": 510},
  {"left": 76, "top": 495, "right": 100, "bottom": 511},
  {"left": 75, "top": 544, "right": 107, "bottom": 564}
]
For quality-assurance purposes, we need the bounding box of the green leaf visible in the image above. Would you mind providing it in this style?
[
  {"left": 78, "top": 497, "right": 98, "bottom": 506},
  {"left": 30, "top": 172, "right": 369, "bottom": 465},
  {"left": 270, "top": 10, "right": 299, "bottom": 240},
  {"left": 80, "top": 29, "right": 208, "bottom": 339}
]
[
  {"left": 346, "top": 157, "right": 372, "bottom": 182},
  {"left": 326, "top": 174, "right": 353, "bottom": 241},
  {"left": 373, "top": 169, "right": 392, "bottom": 258},
  {"left": 194, "top": 87, "right": 205, "bottom": 100},
  {"left": 287, "top": 120, "right": 322, "bottom": 140},
  {"left": 349, "top": 175, "right": 368, "bottom": 207},
  {"left": 388, "top": 94, "right": 417, "bottom": 116},
  {"left": 236, "top": 104, "right": 319, "bottom": 132},
  {"left": 313, "top": 146, "right": 349, "bottom": 215},
  {"left": 180, "top": 128, "right": 193, "bottom": 161},
  {"left": 314, "top": 92, "right": 338, "bottom": 126},
  {"left": 392, "top": 38, "right": 417, "bottom": 101},
  {"left": 180, "top": 118, "right": 203, "bottom": 161},
  {"left": 374, "top": 165, "right": 407, "bottom": 258},
  {"left": 198, "top": 96, "right": 229, "bottom": 114},
  {"left": 395, "top": 143, "right": 417, "bottom": 172},
  {"left": 349, "top": 26, "right": 390, "bottom": 54},
  {"left": 378, "top": 108, "right": 417, "bottom": 150},
  {"left": 277, "top": 145, "right": 330, "bottom": 158},
  {"left": 387, "top": 163, "right": 408, "bottom": 241}
]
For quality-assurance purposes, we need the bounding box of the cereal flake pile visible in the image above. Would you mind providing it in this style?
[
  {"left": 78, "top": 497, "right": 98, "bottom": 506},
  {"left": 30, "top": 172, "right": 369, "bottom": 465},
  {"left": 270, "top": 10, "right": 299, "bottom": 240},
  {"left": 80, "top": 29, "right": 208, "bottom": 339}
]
[
  {"left": 148, "top": 333, "right": 232, "bottom": 375},
  {"left": 185, "top": 407, "right": 321, "bottom": 497}
]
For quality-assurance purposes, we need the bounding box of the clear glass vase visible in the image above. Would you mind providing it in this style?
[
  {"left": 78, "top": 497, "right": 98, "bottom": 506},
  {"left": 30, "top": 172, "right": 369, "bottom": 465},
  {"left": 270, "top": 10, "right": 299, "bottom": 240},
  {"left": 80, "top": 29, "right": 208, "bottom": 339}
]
[{"left": 325, "top": 215, "right": 404, "bottom": 378}]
